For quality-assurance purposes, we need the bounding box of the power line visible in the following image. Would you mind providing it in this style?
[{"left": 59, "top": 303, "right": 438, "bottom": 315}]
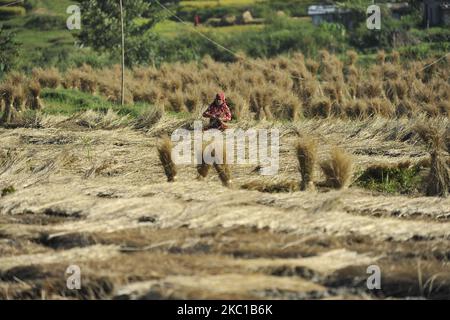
[
  {"left": 153, "top": 0, "right": 306, "bottom": 81},
  {"left": 4, "top": 0, "right": 447, "bottom": 81},
  {"left": 420, "top": 52, "right": 450, "bottom": 72},
  {"left": 154, "top": 0, "right": 239, "bottom": 60},
  {"left": 0, "top": 0, "right": 24, "bottom": 7},
  {"left": 154, "top": 0, "right": 449, "bottom": 77}
]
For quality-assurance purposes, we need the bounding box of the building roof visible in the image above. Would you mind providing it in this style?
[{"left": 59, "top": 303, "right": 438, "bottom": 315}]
[
  {"left": 386, "top": 2, "right": 409, "bottom": 11},
  {"left": 308, "top": 5, "right": 343, "bottom": 15},
  {"left": 307, "top": 3, "right": 410, "bottom": 16}
]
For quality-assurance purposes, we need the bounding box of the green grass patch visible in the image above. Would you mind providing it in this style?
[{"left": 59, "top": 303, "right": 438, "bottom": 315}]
[
  {"left": 399, "top": 42, "right": 450, "bottom": 60},
  {"left": 1, "top": 185, "right": 16, "bottom": 197},
  {"left": 25, "top": 14, "right": 67, "bottom": 30},
  {"left": 41, "top": 88, "right": 151, "bottom": 118},
  {"left": 153, "top": 19, "right": 264, "bottom": 37},
  {"left": 355, "top": 163, "right": 423, "bottom": 194},
  {"left": 31, "top": 0, "right": 76, "bottom": 16},
  {"left": 15, "top": 29, "right": 73, "bottom": 49}
]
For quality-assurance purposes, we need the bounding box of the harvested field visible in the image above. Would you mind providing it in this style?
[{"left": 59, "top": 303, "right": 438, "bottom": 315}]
[{"left": 0, "top": 115, "right": 449, "bottom": 300}]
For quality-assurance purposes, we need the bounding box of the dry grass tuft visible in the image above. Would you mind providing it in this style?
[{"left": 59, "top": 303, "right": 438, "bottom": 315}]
[
  {"left": 75, "top": 109, "right": 129, "bottom": 129},
  {"left": 27, "top": 80, "right": 44, "bottom": 110},
  {"left": 295, "top": 138, "right": 317, "bottom": 191},
  {"left": 346, "top": 50, "right": 358, "bottom": 66},
  {"left": 196, "top": 142, "right": 231, "bottom": 187},
  {"left": 157, "top": 135, "right": 177, "bottom": 182},
  {"left": 414, "top": 124, "right": 449, "bottom": 197},
  {"left": 213, "top": 148, "right": 232, "bottom": 188},
  {"left": 214, "top": 162, "right": 231, "bottom": 187},
  {"left": 32, "top": 67, "right": 61, "bottom": 89},
  {"left": 133, "top": 106, "right": 163, "bottom": 130},
  {"left": 197, "top": 162, "right": 211, "bottom": 180},
  {"left": 79, "top": 73, "right": 98, "bottom": 95},
  {"left": 197, "top": 142, "right": 212, "bottom": 180},
  {"left": 309, "top": 97, "right": 332, "bottom": 118},
  {"left": 426, "top": 149, "right": 449, "bottom": 197},
  {"left": 376, "top": 50, "right": 386, "bottom": 65},
  {"left": 0, "top": 82, "right": 19, "bottom": 124},
  {"left": 320, "top": 147, "right": 353, "bottom": 189},
  {"left": 414, "top": 123, "right": 445, "bottom": 150},
  {"left": 2, "top": 51, "right": 449, "bottom": 126}
]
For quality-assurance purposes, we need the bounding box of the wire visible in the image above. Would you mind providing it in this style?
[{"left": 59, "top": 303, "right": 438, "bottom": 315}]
[
  {"left": 154, "top": 0, "right": 239, "bottom": 59},
  {"left": 153, "top": 0, "right": 306, "bottom": 81},
  {"left": 0, "top": 0, "right": 24, "bottom": 7},
  {"left": 420, "top": 52, "right": 450, "bottom": 72},
  {"left": 3, "top": 0, "right": 447, "bottom": 81},
  {"left": 155, "top": 0, "right": 450, "bottom": 78}
]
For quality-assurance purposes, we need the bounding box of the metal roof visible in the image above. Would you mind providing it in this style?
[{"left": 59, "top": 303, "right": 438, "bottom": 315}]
[
  {"left": 308, "top": 5, "right": 339, "bottom": 15},
  {"left": 308, "top": 3, "right": 411, "bottom": 16},
  {"left": 386, "top": 2, "right": 410, "bottom": 10}
]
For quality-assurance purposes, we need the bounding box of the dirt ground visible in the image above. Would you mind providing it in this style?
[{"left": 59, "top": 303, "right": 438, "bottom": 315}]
[{"left": 0, "top": 115, "right": 449, "bottom": 300}]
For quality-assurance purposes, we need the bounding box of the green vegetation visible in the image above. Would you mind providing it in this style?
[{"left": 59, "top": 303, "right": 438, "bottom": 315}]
[
  {"left": 0, "top": 0, "right": 447, "bottom": 73},
  {"left": 180, "top": 0, "right": 259, "bottom": 8},
  {"left": 154, "top": 19, "right": 264, "bottom": 37},
  {"left": 26, "top": 0, "right": 76, "bottom": 13},
  {"left": 177, "top": 0, "right": 316, "bottom": 21},
  {"left": 77, "top": 0, "right": 179, "bottom": 66},
  {"left": 41, "top": 88, "right": 150, "bottom": 118},
  {"left": 0, "top": 0, "right": 91, "bottom": 73},
  {"left": 1, "top": 185, "right": 16, "bottom": 197},
  {"left": 0, "top": 25, "right": 20, "bottom": 74},
  {"left": 355, "top": 163, "right": 423, "bottom": 194},
  {"left": 150, "top": 17, "right": 346, "bottom": 63}
]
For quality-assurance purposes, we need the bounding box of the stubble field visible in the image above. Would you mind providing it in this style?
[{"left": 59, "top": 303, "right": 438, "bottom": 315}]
[{"left": 0, "top": 112, "right": 449, "bottom": 299}]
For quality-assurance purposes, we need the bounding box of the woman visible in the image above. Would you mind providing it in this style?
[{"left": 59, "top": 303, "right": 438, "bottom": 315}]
[{"left": 202, "top": 92, "right": 232, "bottom": 131}]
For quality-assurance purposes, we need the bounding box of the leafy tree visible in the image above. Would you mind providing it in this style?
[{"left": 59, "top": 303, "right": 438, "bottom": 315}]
[
  {"left": 0, "top": 25, "right": 20, "bottom": 76},
  {"left": 77, "top": 0, "right": 178, "bottom": 66},
  {"left": 339, "top": 1, "right": 421, "bottom": 50}
]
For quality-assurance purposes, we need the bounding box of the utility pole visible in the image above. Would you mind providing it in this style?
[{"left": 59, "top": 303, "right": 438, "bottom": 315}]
[{"left": 120, "top": 0, "right": 125, "bottom": 106}]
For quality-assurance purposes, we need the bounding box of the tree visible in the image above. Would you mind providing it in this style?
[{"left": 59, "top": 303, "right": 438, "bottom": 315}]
[
  {"left": 338, "top": 1, "right": 421, "bottom": 50},
  {"left": 0, "top": 25, "right": 20, "bottom": 77},
  {"left": 78, "top": 0, "right": 178, "bottom": 66}
]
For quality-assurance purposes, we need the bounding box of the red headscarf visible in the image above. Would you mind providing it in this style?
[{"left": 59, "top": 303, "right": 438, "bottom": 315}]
[
  {"left": 203, "top": 92, "right": 232, "bottom": 125},
  {"left": 216, "top": 92, "right": 226, "bottom": 102}
]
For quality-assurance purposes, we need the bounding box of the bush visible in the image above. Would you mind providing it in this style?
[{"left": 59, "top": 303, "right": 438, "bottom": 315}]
[
  {"left": 0, "top": 26, "right": 20, "bottom": 75},
  {"left": 150, "top": 17, "right": 347, "bottom": 64},
  {"left": 413, "top": 27, "right": 450, "bottom": 43},
  {"left": 355, "top": 162, "right": 422, "bottom": 194},
  {"left": 23, "top": 0, "right": 38, "bottom": 11},
  {"left": 234, "top": 18, "right": 346, "bottom": 58},
  {"left": 348, "top": 6, "right": 421, "bottom": 51},
  {"left": 1, "top": 185, "right": 15, "bottom": 197}
]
